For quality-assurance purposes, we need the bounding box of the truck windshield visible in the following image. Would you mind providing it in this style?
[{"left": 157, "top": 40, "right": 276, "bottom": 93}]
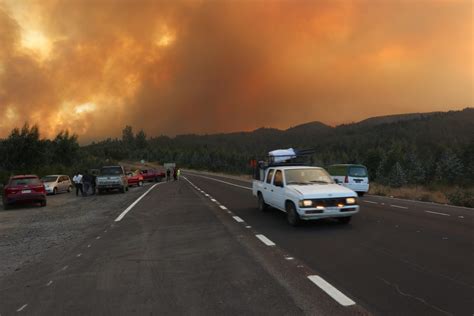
[
  {"left": 285, "top": 169, "right": 333, "bottom": 185},
  {"left": 101, "top": 167, "right": 122, "bottom": 175}
]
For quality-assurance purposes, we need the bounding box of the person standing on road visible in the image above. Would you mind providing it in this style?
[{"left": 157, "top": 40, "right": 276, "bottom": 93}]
[
  {"left": 173, "top": 168, "right": 178, "bottom": 181},
  {"left": 91, "top": 173, "right": 97, "bottom": 195},
  {"left": 73, "top": 172, "right": 83, "bottom": 197},
  {"left": 82, "top": 171, "right": 91, "bottom": 197},
  {"left": 177, "top": 168, "right": 181, "bottom": 180},
  {"left": 166, "top": 169, "right": 171, "bottom": 182}
]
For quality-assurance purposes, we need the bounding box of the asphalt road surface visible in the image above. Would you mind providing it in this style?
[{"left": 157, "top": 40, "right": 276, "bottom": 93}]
[
  {"left": 0, "top": 180, "right": 368, "bottom": 315},
  {"left": 183, "top": 171, "right": 474, "bottom": 316}
]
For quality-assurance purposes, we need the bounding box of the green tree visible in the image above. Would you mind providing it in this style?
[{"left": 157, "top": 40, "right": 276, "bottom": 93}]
[{"left": 389, "top": 162, "right": 407, "bottom": 188}]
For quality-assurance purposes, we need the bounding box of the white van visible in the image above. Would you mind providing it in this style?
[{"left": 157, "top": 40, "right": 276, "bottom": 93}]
[{"left": 327, "top": 164, "right": 369, "bottom": 196}]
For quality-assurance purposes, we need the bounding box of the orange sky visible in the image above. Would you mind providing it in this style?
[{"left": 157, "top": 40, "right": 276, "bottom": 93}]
[{"left": 0, "top": 0, "right": 472, "bottom": 143}]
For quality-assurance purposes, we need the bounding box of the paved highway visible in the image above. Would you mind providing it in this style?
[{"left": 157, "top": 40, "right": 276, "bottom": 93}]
[
  {"left": 184, "top": 171, "right": 474, "bottom": 316},
  {"left": 0, "top": 179, "right": 367, "bottom": 315}
]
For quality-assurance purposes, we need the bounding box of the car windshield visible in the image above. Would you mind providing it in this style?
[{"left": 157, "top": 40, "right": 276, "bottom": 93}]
[
  {"left": 349, "top": 167, "right": 368, "bottom": 177},
  {"left": 42, "top": 176, "right": 58, "bottom": 183},
  {"left": 285, "top": 169, "right": 334, "bottom": 185},
  {"left": 10, "top": 177, "right": 41, "bottom": 186},
  {"left": 101, "top": 167, "right": 122, "bottom": 175}
]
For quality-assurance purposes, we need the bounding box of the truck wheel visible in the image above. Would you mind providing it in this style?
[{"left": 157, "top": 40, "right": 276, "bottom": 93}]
[
  {"left": 286, "top": 202, "right": 301, "bottom": 226},
  {"left": 338, "top": 216, "right": 352, "bottom": 224},
  {"left": 258, "top": 193, "right": 269, "bottom": 212},
  {"left": 40, "top": 200, "right": 47, "bottom": 207}
]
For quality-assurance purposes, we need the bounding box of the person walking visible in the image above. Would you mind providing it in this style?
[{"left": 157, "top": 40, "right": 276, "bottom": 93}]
[
  {"left": 166, "top": 169, "right": 171, "bottom": 182},
  {"left": 177, "top": 168, "right": 181, "bottom": 180},
  {"left": 73, "top": 172, "right": 83, "bottom": 197},
  {"left": 173, "top": 168, "right": 178, "bottom": 181},
  {"left": 91, "top": 173, "right": 97, "bottom": 195}
]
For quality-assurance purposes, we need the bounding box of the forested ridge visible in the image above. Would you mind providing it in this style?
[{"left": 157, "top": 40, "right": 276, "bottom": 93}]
[{"left": 1, "top": 108, "right": 473, "bottom": 205}]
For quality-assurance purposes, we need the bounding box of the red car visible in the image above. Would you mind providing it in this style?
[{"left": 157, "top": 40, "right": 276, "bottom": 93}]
[
  {"left": 127, "top": 172, "right": 144, "bottom": 187},
  {"left": 2, "top": 175, "right": 47, "bottom": 210},
  {"left": 140, "top": 169, "right": 164, "bottom": 182}
]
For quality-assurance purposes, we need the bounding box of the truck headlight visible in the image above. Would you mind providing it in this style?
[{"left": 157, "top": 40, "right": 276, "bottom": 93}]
[
  {"left": 299, "top": 200, "right": 313, "bottom": 207},
  {"left": 346, "top": 197, "right": 356, "bottom": 204}
]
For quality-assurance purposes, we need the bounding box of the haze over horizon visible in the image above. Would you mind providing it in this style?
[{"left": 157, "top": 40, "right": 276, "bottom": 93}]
[{"left": 0, "top": 0, "right": 472, "bottom": 143}]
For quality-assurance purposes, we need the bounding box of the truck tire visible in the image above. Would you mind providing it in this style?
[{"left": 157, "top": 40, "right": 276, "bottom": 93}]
[
  {"left": 40, "top": 200, "right": 47, "bottom": 207},
  {"left": 286, "top": 202, "right": 301, "bottom": 226},
  {"left": 258, "top": 193, "right": 269, "bottom": 212},
  {"left": 338, "top": 216, "right": 352, "bottom": 224}
]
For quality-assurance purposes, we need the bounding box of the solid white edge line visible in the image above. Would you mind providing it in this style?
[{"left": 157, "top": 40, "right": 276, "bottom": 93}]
[
  {"left": 185, "top": 173, "right": 252, "bottom": 190},
  {"left": 425, "top": 210, "right": 450, "bottom": 216},
  {"left": 233, "top": 216, "right": 244, "bottom": 223},
  {"left": 390, "top": 204, "right": 408, "bottom": 209},
  {"left": 307, "top": 275, "right": 356, "bottom": 306},
  {"left": 255, "top": 234, "right": 276, "bottom": 246},
  {"left": 114, "top": 183, "right": 162, "bottom": 222},
  {"left": 16, "top": 304, "right": 28, "bottom": 312}
]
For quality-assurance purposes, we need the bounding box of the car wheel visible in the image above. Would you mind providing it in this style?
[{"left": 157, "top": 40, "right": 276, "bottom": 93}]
[
  {"left": 338, "top": 216, "right": 352, "bottom": 224},
  {"left": 286, "top": 202, "right": 301, "bottom": 226},
  {"left": 120, "top": 186, "right": 126, "bottom": 193},
  {"left": 138, "top": 181, "right": 143, "bottom": 187},
  {"left": 3, "top": 202, "right": 10, "bottom": 210},
  {"left": 67, "top": 186, "right": 72, "bottom": 193},
  {"left": 357, "top": 192, "right": 365, "bottom": 197},
  {"left": 258, "top": 193, "right": 269, "bottom": 212},
  {"left": 40, "top": 200, "right": 47, "bottom": 207},
  {"left": 53, "top": 187, "right": 58, "bottom": 195}
]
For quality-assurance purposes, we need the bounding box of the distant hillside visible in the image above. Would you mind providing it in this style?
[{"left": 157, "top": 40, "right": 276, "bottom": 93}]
[{"left": 354, "top": 112, "right": 441, "bottom": 127}]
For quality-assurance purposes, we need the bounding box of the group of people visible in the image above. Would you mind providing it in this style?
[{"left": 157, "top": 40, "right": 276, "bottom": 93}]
[
  {"left": 166, "top": 168, "right": 180, "bottom": 181},
  {"left": 72, "top": 171, "right": 97, "bottom": 197}
]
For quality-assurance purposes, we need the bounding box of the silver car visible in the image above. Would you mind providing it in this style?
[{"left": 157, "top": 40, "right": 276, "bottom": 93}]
[{"left": 42, "top": 175, "right": 73, "bottom": 195}]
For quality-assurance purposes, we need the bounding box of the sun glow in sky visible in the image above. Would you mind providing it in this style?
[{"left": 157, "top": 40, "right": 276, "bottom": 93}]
[{"left": 0, "top": 0, "right": 472, "bottom": 143}]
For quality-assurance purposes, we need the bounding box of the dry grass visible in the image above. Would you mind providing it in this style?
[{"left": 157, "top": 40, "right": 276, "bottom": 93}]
[{"left": 369, "top": 183, "right": 451, "bottom": 204}]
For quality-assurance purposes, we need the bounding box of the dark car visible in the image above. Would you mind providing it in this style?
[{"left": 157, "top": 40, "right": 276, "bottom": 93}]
[{"left": 3, "top": 175, "right": 47, "bottom": 209}]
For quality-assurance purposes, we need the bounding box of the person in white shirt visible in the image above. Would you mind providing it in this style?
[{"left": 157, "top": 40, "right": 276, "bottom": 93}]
[{"left": 72, "top": 172, "right": 83, "bottom": 196}]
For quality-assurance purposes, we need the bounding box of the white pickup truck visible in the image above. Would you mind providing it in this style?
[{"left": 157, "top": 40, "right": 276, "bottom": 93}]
[{"left": 252, "top": 165, "right": 359, "bottom": 226}]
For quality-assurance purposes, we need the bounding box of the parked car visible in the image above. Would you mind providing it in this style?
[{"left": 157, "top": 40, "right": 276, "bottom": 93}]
[
  {"left": 127, "top": 171, "right": 144, "bottom": 187},
  {"left": 41, "top": 175, "right": 73, "bottom": 195},
  {"left": 96, "top": 166, "right": 129, "bottom": 194},
  {"left": 327, "top": 164, "right": 369, "bottom": 196},
  {"left": 3, "top": 175, "right": 47, "bottom": 209},
  {"left": 252, "top": 165, "right": 359, "bottom": 226},
  {"left": 141, "top": 169, "right": 164, "bottom": 182}
]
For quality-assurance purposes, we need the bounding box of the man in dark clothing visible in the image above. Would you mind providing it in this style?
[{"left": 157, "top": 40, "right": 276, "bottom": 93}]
[
  {"left": 91, "top": 174, "right": 97, "bottom": 195},
  {"left": 166, "top": 169, "right": 171, "bottom": 182},
  {"left": 173, "top": 168, "right": 178, "bottom": 181},
  {"left": 82, "top": 171, "right": 91, "bottom": 197}
]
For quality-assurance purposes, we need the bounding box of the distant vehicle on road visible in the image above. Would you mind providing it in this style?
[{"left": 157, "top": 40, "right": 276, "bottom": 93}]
[
  {"left": 141, "top": 169, "right": 164, "bottom": 182},
  {"left": 327, "top": 164, "right": 369, "bottom": 196},
  {"left": 252, "top": 165, "right": 359, "bottom": 226},
  {"left": 41, "top": 175, "right": 73, "bottom": 195},
  {"left": 127, "top": 171, "right": 144, "bottom": 187},
  {"left": 96, "top": 166, "right": 129, "bottom": 194},
  {"left": 3, "top": 175, "right": 47, "bottom": 209}
]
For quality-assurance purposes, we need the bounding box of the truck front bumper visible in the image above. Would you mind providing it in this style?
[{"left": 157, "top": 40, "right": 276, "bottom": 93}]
[{"left": 298, "top": 205, "right": 359, "bottom": 220}]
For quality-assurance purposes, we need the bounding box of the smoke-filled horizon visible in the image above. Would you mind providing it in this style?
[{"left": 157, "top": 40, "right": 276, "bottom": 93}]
[{"left": 0, "top": 0, "right": 472, "bottom": 143}]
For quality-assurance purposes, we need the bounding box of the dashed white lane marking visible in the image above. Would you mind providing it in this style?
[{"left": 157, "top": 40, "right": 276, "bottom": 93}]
[
  {"left": 363, "top": 200, "right": 378, "bottom": 204},
  {"left": 285, "top": 257, "right": 295, "bottom": 260},
  {"left": 186, "top": 173, "right": 252, "bottom": 190},
  {"left": 256, "top": 234, "right": 276, "bottom": 246},
  {"left": 76, "top": 253, "right": 82, "bottom": 257},
  {"left": 96, "top": 236, "right": 101, "bottom": 240},
  {"left": 246, "top": 226, "right": 251, "bottom": 228},
  {"left": 233, "top": 216, "right": 244, "bottom": 223},
  {"left": 16, "top": 304, "right": 28, "bottom": 312},
  {"left": 115, "top": 183, "right": 162, "bottom": 222},
  {"left": 210, "top": 198, "right": 218, "bottom": 202},
  {"left": 308, "top": 275, "right": 356, "bottom": 306},
  {"left": 46, "top": 280, "right": 53, "bottom": 286},
  {"left": 390, "top": 204, "right": 408, "bottom": 209},
  {"left": 458, "top": 216, "right": 464, "bottom": 219},
  {"left": 425, "top": 210, "right": 450, "bottom": 216},
  {"left": 87, "top": 244, "right": 91, "bottom": 248},
  {"left": 62, "top": 265, "right": 69, "bottom": 271},
  {"left": 219, "top": 205, "right": 228, "bottom": 210}
]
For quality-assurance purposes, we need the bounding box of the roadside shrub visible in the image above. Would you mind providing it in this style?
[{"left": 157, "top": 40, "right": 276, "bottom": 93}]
[{"left": 446, "top": 188, "right": 474, "bottom": 208}]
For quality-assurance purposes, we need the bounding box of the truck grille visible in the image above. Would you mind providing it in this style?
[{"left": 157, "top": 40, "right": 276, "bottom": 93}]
[{"left": 311, "top": 198, "right": 348, "bottom": 207}]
